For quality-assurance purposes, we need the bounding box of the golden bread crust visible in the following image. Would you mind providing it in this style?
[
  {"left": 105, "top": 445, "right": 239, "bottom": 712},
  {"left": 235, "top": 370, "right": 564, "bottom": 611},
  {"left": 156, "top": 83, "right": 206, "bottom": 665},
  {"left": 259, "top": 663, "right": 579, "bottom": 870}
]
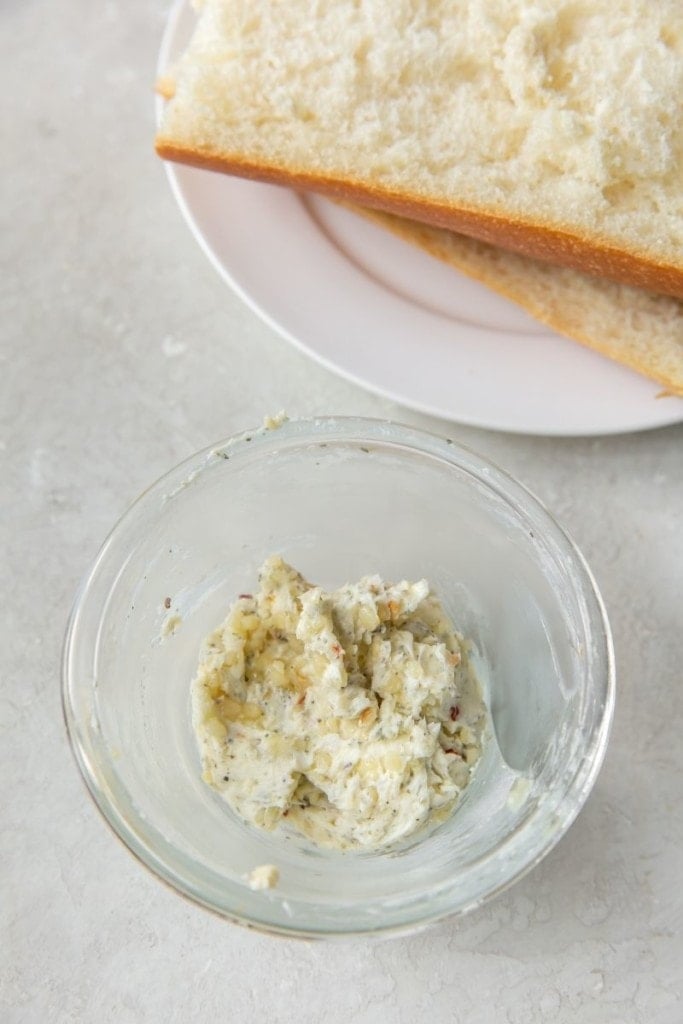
[
  {"left": 352, "top": 204, "right": 683, "bottom": 396},
  {"left": 155, "top": 141, "right": 683, "bottom": 299}
]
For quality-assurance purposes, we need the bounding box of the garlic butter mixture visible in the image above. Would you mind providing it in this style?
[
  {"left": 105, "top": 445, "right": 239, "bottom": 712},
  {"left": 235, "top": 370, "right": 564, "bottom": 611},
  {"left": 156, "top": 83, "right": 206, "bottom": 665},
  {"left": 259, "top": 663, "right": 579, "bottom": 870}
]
[{"left": 192, "top": 556, "right": 487, "bottom": 850}]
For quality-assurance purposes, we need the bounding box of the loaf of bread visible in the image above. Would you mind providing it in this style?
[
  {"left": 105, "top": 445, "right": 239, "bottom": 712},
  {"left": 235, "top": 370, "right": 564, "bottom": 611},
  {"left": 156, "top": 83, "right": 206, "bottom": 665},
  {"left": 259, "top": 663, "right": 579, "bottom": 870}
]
[
  {"left": 156, "top": 0, "right": 683, "bottom": 297},
  {"left": 346, "top": 204, "right": 683, "bottom": 395}
]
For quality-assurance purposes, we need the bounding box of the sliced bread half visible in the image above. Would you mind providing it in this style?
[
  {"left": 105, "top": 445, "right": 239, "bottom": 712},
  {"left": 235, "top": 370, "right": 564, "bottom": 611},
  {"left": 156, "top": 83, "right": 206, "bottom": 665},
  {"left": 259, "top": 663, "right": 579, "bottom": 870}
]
[
  {"left": 156, "top": 0, "right": 683, "bottom": 297},
  {"left": 348, "top": 204, "right": 683, "bottom": 395}
]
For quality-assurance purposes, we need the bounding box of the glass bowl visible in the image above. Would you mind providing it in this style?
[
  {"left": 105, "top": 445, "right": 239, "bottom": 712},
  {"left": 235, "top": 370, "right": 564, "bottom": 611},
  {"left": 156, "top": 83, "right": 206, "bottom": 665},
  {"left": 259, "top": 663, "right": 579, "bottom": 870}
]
[{"left": 62, "top": 417, "right": 614, "bottom": 938}]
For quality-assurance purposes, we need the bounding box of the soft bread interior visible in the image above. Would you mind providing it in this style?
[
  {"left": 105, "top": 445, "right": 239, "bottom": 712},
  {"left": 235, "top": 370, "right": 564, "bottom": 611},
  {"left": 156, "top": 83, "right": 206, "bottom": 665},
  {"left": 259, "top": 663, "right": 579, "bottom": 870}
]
[{"left": 157, "top": 0, "right": 683, "bottom": 291}]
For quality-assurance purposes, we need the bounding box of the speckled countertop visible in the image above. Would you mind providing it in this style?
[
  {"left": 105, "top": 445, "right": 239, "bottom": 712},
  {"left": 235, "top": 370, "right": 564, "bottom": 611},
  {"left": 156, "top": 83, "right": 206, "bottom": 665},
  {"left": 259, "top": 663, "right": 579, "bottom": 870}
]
[{"left": 2, "top": 3, "right": 682, "bottom": 1022}]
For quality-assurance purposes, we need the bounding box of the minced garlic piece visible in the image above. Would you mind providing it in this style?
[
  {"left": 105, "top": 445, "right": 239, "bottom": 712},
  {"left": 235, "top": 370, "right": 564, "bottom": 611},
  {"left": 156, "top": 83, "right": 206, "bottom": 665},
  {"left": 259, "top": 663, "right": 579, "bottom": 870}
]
[{"left": 192, "top": 556, "right": 487, "bottom": 850}]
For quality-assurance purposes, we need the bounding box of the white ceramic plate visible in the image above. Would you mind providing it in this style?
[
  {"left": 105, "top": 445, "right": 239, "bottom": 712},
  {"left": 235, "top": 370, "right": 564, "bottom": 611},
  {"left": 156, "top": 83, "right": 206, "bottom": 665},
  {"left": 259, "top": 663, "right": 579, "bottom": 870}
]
[{"left": 158, "top": 1, "right": 683, "bottom": 437}]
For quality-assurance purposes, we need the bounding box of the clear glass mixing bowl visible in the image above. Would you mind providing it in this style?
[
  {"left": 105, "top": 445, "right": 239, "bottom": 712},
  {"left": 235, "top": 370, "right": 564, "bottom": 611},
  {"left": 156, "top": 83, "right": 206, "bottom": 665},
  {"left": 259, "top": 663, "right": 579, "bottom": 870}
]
[{"left": 62, "top": 417, "right": 614, "bottom": 937}]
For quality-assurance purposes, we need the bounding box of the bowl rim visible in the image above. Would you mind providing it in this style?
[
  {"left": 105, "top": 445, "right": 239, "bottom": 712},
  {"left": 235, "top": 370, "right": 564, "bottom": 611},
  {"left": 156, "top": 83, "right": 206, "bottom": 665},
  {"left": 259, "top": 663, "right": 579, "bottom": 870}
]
[{"left": 62, "top": 415, "right": 615, "bottom": 938}]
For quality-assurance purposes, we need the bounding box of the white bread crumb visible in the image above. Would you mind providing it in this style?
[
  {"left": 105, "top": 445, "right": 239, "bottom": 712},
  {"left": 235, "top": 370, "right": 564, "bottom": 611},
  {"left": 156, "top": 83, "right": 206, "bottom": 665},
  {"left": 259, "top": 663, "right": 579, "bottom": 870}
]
[{"left": 246, "top": 864, "right": 280, "bottom": 891}]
